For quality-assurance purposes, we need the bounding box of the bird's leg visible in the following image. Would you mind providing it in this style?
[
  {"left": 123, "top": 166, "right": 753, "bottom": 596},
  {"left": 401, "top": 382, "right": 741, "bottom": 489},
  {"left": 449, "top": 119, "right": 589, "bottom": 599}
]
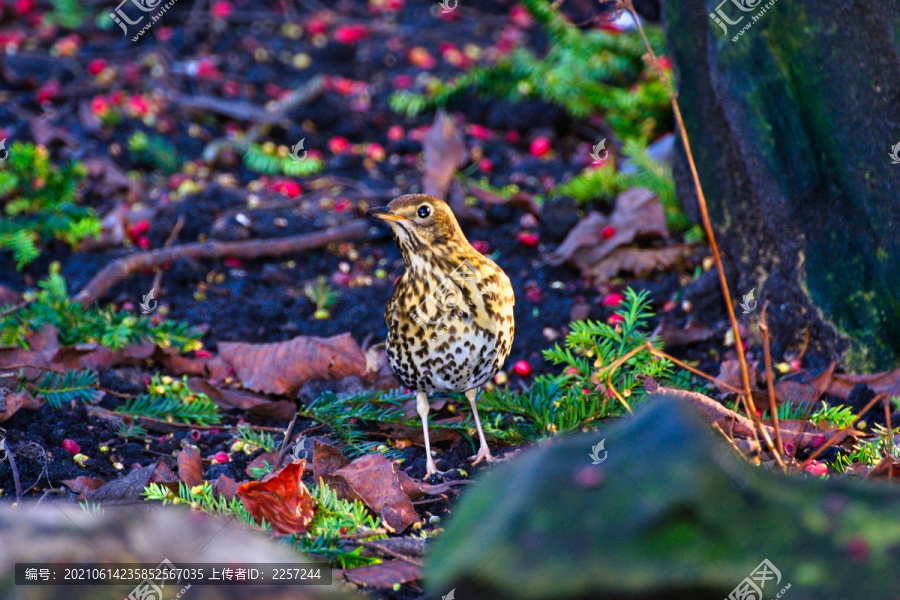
[
  {"left": 465, "top": 388, "right": 494, "bottom": 465},
  {"left": 416, "top": 391, "right": 440, "bottom": 478}
]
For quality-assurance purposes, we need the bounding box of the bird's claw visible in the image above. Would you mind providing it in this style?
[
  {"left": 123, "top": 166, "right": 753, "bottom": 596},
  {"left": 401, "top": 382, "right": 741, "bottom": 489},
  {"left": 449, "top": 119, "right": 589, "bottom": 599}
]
[{"left": 468, "top": 446, "right": 495, "bottom": 466}]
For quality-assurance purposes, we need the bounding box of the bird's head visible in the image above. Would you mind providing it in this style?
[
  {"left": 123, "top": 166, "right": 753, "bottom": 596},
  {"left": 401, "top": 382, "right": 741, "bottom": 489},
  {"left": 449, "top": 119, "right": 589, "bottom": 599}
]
[{"left": 366, "top": 194, "right": 468, "bottom": 259}]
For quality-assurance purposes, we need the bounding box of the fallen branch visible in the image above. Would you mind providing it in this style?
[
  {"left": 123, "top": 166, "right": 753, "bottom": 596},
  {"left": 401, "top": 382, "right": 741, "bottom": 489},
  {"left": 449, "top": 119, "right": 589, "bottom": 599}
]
[
  {"left": 75, "top": 219, "right": 370, "bottom": 306},
  {"left": 648, "top": 384, "right": 849, "bottom": 452}
]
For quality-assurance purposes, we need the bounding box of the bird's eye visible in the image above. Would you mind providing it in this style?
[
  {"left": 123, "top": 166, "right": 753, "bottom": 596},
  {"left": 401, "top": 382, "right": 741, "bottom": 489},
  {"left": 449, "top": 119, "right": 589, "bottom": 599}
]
[{"left": 417, "top": 205, "right": 431, "bottom": 219}]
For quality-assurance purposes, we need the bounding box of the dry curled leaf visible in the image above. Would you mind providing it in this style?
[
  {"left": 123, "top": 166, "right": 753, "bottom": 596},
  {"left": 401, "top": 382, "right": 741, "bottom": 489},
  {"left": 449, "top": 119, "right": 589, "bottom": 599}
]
[
  {"left": 219, "top": 333, "right": 368, "bottom": 395},
  {"left": 0, "top": 389, "right": 42, "bottom": 423},
  {"left": 177, "top": 444, "right": 204, "bottom": 487},
  {"left": 422, "top": 109, "right": 466, "bottom": 200},
  {"left": 333, "top": 453, "right": 419, "bottom": 533},
  {"left": 236, "top": 460, "right": 315, "bottom": 535}
]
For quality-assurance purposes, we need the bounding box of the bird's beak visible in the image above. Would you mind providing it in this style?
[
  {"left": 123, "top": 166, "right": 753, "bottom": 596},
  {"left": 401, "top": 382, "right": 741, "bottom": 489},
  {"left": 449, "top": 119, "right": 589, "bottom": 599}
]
[{"left": 365, "top": 206, "right": 407, "bottom": 222}]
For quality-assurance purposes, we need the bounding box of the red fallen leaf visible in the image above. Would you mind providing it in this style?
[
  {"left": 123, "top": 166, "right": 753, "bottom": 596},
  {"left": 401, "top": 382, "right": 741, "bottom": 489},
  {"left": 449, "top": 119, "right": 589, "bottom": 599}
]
[
  {"left": 62, "top": 476, "right": 106, "bottom": 500},
  {"left": 177, "top": 445, "right": 204, "bottom": 487},
  {"left": 422, "top": 110, "right": 466, "bottom": 200},
  {"left": 343, "top": 560, "right": 423, "bottom": 588},
  {"left": 218, "top": 333, "right": 368, "bottom": 395},
  {"left": 333, "top": 454, "right": 419, "bottom": 533},
  {"left": 0, "top": 390, "right": 42, "bottom": 423},
  {"left": 236, "top": 460, "right": 315, "bottom": 535}
]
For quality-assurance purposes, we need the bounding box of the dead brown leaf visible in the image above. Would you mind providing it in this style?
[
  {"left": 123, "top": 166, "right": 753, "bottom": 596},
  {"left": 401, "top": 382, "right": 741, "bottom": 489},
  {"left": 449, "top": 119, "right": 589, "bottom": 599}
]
[
  {"left": 245, "top": 452, "right": 278, "bottom": 477},
  {"left": 342, "top": 560, "right": 423, "bottom": 588},
  {"left": 654, "top": 322, "right": 715, "bottom": 348},
  {"left": 62, "top": 476, "right": 106, "bottom": 500},
  {"left": 333, "top": 453, "right": 419, "bottom": 533},
  {"left": 216, "top": 474, "right": 241, "bottom": 501},
  {"left": 550, "top": 188, "right": 669, "bottom": 272},
  {"left": 90, "top": 462, "right": 158, "bottom": 504},
  {"left": 177, "top": 445, "right": 204, "bottom": 487},
  {"left": 0, "top": 389, "right": 42, "bottom": 423},
  {"left": 715, "top": 359, "right": 760, "bottom": 394},
  {"left": 236, "top": 460, "right": 315, "bottom": 535},
  {"left": 219, "top": 333, "right": 368, "bottom": 395},
  {"left": 422, "top": 109, "right": 466, "bottom": 199}
]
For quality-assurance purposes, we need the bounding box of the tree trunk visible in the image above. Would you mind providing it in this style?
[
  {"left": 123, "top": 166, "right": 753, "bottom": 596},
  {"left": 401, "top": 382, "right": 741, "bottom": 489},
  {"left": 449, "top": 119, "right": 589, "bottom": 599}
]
[{"left": 664, "top": 0, "right": 900, "bottom": 370}]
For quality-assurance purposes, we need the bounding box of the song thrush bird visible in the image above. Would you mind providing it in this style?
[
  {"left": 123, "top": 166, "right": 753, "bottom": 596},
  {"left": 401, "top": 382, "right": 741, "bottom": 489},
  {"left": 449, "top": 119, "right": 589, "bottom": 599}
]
[{"left": 367, "top": 193, "right": 515, "bottom": 477}]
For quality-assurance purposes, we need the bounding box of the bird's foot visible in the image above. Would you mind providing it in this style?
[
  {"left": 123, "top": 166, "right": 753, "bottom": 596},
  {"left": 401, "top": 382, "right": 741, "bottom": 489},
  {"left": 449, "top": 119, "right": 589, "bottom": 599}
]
[
  {"left": 468, "top": 445, "right": 495, "bottom": 466},
  {"left": 424, "top": 457, "right": 445, "bottom": 482}
]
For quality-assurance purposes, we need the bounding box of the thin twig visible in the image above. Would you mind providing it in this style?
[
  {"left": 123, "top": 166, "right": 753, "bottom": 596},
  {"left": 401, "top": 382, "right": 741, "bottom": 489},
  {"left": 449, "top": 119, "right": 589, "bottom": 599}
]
[
  {"left": 760, "top": 303, "right": 784, "bottom": 455},
  {"left": 622, "top": 0, "right": 774, "bottom": 467},
  {"left": 151, "top": 214, "right": 186, "bottom": 294},
  {"left": 74, "top": 219, "right": 370, "bottom": 306},
  {"left": 606, "top": 371, "right": 633, "bottom": 415},
  {"left": 885, "top": 396, "right": 893, "bottom": 483},
  {"left": 795, "top": 394, "right": 883, "bottom": 473},
  {"left": 275, "top": 412, "right": 299, "bottom": 470},
  {"left": 648, "top": 346, "right": 742, "bottom": 395}
]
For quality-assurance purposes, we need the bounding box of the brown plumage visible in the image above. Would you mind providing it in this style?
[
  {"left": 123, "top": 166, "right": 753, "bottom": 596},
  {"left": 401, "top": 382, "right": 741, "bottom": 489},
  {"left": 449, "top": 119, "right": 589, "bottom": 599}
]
[{"left": 366, "top": 193, "right": 515, "bottom": 477}]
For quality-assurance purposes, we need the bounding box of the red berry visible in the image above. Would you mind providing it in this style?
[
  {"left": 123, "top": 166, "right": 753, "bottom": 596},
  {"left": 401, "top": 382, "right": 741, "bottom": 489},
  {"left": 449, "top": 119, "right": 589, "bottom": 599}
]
[
  {"left": 190, "top": 429, "right": 202, "bottom": 442},
  {"left": 387, "top": 125, "right": 405, "bottom": 141},
  {"left": 505, "top": 130, "right": 521, "bottom": 144},
  {"left": 334, "top": 24, "right": 369, "bottom": 44},
  {"left": 211, "top": 0, "right": 233, "bottom": 19},
  {"left": 471, "top": 240, "right": 490, "bottom": 254},
  {"left": 607, "top": 313, "right": 625, "bottom": 325},
  {"left": 14, "top": 0, "right": 33, "bottom": 15},
  {"left": 306, "top": 16, "right": 327, "bottom": 36},
  {"left": 783, "top": 442, "right": 795, "bottom": 455},
  {"left": 87, "top": 59, "right": 106, "bottom": 76},
  {"left": 658, "top": 56, "right": 672, "bottom": 70},
  {"left": 805, "top": 461, "right": 827, "bottom": 476},
  {"left": 467, "top": 124, "right": 491, "bottom": 140},
  {"left": 328, "top": 136, "right": 350, "bottom": 154},
  {"left": 479, "top": 158, "right": 494, "bottom": 172},
  {"left": 529, "top": 136, "right": 551, "bottom": 158},
  {"left": 90, "top": 95, "right": 110, "bottom": 116},
  {"left": 810, "top": 434, "right": 825, "bottom": 448},
  {"left": 564, "top": 367, "right": 579, "bottom": 375},
  {"left": 525, "top": 288, "right": 542, "bottom": 303},
  {"left": 600, "top": 225, "right": 616, "bottom": 240},
  {"left": 512, "top": 360, "right": 532, "bottom": 377},
  {"left": 273, "top": 179, "right": 301, "bottom": 198},
  {"left": 212, "top": 451, "right": 230, "bottom": 464},
  {"left": 137, "top": 236, "right": 150, "bottom": 250},
  {"left": 223, "top": 257, "right": 242, "bottom": 268},
  {"left": 790, "top": 359, "right": 802, "bottom": 372},
  {"left": 36, "top": 80, "right": 60, "bottom": 105},
  {"left": 195, "top": 349, "right": 213, "bottom": 358},
  {"left": 602, "top": 292, "right": 624, "bottom": 307},
  {"left": 517, "top": 232, "right": 539, "bottom": 247},
  {"left": 61, "top": 439, "right": 81, "bottom": 456},
  {"left": 367, "top": 143, "right": 386, "bottom": 161}
]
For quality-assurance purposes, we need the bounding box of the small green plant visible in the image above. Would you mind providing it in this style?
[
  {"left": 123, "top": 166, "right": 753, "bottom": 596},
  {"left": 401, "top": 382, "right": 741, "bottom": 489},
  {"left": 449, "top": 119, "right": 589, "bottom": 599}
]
[
  {"left": 128, "top": 131, "right": 180, "bottom": 174},
  {"left": 0, "top": 265, "right": 202, "bottom": 352},
  {"left": 299, "top": 389, "right": 468, "bottom": 459},
  {"left": 832, "top": 424, "right": 900, "bottom": 473},
  {"left": 0, "top": 142, "right": 99, "bottom": 269},
  {"left": 116, "top": 422, "right": 148, "bottom": 440},
  {"left": 48, "top": 0, "right": 87, "bottom": 29},
  {"left": 117, "top": 374, "right": 221, "bottom": 426},
  {"left": 476, "top": 289, "right": 693, "bottom": 443},
  {"left": 144, "top": 480, "right": 256, "bottom": 523},
  {"left": 244, "top": 143, "right": 324, "bottom": 177},
  {"left": 304, "top": 276, "right": 339, "bottom": 319},
  {"left": 28, "top": 369, "right": 101, "bottom": 409},
  {"left": 248, "top": 461, "right": 274, "bottom": 480},
  {"left": 236, "top": 426, "right": 280, "bottom": 453},
  {"left": 810, "top": 402, "right": 856, "bottom": 429}
]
